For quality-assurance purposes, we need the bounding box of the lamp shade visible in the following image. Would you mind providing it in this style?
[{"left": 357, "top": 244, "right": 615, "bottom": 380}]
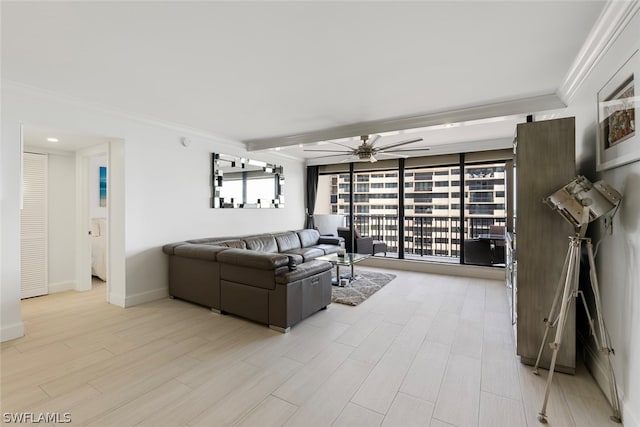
[{"left": 545, "top": 176, "right": 621, "bottom": 229}]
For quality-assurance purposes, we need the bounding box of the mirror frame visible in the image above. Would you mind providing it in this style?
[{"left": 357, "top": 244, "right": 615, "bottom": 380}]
[{"left": 210, "top": 152, "right": 285, "bottom": 208}]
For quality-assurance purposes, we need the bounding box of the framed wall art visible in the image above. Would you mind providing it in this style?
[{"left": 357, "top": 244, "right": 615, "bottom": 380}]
[
  {"left": 99, "top": 166, "right": 107, "bottom": 207},
  {"left": 597, "top": 49, "right": 638, "bottom": 171}
]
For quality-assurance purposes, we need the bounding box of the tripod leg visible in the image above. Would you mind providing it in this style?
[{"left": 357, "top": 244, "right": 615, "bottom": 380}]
[
  {"left": 534, "top": 243, "right": 573, "bottom": 375},
  {"left": 606, "top": 357, "right": 622, "bottom": 423},
  {"left": 532, "top": 323, "right": 552, "bottom": 377},
  {"left": 586, "top": 240, "right": 609, "bottom": 347},
  {"left": 576, "top": 289, "right": 622, "bottom": 422},
  {"left": 578, "top": 290, "right": 599, "bottom": 346},
  {"left": 538, "top": 293, "right": 576, "bottom": 423},
  {"left": 538, "top": 238, "right": 581, "bottom": 423},
  {"left": 585, "top": 240, "right": 622, "bottom": 423}
]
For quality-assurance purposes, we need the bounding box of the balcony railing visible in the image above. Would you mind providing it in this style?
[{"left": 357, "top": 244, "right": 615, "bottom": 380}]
[{"left": 347, "top": 214, "right": 506, "bottom": 261}]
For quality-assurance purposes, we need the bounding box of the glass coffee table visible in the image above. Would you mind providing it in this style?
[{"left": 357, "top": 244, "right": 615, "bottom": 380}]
[{"left": 316, "top": 253, "right": 370, "bottom": 286}]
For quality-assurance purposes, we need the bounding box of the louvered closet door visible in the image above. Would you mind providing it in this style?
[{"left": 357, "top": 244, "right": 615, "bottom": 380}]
[{"left": 21, "top": 152, "right": 49, "bottom": 299}]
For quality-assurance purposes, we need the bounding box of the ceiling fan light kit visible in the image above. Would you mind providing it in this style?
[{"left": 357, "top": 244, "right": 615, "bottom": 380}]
[{"left": 303, "top": 134, "right": 428, "bottom": 162}]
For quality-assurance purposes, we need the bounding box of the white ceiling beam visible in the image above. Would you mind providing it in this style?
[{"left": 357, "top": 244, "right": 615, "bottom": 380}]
[
  {"left": 305, "top": 137, "right": 514, "bottom": 166},
  {"left": 244, "top": 93, "right": 566, "bottom": 151}
]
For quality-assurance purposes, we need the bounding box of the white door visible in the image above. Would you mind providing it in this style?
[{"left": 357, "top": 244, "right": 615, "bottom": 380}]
[{"left": 21, "top": 152, "right": 49, "bottom": 299}]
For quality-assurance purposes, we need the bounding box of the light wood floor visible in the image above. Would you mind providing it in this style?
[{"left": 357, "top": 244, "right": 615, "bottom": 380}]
[{"left": 1, "top": 269, "right": 619, "bottom": 426}]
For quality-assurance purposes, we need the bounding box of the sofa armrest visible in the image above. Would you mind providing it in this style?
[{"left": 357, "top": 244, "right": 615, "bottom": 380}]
[
  {"left": 281, "top": 253, "right": 304, "bottom": 266},
  {"left": 275, "top": 260, "right": 332, "bottom": 284},
  {"left": 318, "top": 236, "right": 342, "bottom": 245},
  {"left": 173, "top": 244, "right": 229, "bottom": 261},
  {"left": 356, "top": 237, "right": 373, "bottom": 255},
  {"left": 217, "top": 248, "right": 289, "bottom": 270},
  {"left": 162, "top": 242, "right": 188, "bottom": 255}
]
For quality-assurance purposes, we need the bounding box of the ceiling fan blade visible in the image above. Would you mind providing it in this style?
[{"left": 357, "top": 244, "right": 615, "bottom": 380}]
[
  {"left": 375, "top": 137, "right": 423, "bottom": 151},
  {"left": 376, "top": 152, "right": 407, "bottom": 158},
  {"left": 307, "top": 153, "right": 356, "bottom": 159},
  {"left": 303, "top": 149, "right": 353, "bottom": 153},
  {"left": 328, "top": 141, "right": 357, "bottom": 150},
  {"left": 368, "top": 134, "right": 382, "bottom": 147},
  {"left": 381, "top": 148, "right": 431, "bottom": 153}
]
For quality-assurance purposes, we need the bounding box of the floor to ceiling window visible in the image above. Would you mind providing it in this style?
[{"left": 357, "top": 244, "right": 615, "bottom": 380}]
[
  {"left": 403, "top": 163, "right": 461, "bottom": 262},
  {"left": 352, "top": 169, "right": 400, "bottom": 253},
  {"left": 314, "top": 149, "right": 511, "bottom": 265},
  {"left": 464, "top": 162, "right": 507, "bottom": 235}
]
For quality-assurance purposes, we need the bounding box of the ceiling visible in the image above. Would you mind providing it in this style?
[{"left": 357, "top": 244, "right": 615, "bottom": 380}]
[
  {"left": 22, "top": 127, "right": 112, "bottom": 153},
  {"left": 2, "top": 1, "right": 606, "bottom": 160}
]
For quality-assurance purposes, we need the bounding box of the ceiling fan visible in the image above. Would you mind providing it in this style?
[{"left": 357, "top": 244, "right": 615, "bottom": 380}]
[{"left": 303, "top": 134, "right": 429, "bottom": 163}]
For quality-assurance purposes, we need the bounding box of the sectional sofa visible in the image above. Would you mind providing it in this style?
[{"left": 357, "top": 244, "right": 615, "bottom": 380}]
[{"left": 162, "top": 229, "right": 341, "bottom": 332}]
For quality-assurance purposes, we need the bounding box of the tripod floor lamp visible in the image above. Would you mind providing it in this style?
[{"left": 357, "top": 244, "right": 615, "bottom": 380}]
[{"left": 533, "top": 175, "right": 622, "bottom": 424}]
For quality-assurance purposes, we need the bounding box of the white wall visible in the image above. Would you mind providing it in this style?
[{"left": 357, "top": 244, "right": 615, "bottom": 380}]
[
  {"left": 560, "top": 8, "right": 640, "bottom": 426},
  {"left": 315, "top": 174, "right": 333, "bottom": 214},
  {"left": 47, "top": 152, "right": 77, "bottom": 290},
  {"left": 1, "top": 106, "right": 24, "bottom": 341},
  {"left": 1, "top": 83, "right": 306, "bottom": 340}
]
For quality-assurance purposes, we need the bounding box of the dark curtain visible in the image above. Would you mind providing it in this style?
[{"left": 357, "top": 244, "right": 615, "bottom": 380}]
[{"left": 305, "top": 166, "right": 319, "bottom": 229}]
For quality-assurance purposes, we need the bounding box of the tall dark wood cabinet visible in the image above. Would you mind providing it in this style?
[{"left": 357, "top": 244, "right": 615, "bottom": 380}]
[{"left": 515, "top": 117, "right": 576, "bottom": 373}]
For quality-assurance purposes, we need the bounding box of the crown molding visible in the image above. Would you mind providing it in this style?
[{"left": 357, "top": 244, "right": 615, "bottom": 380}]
[
  {"left": 558, "top": 0, "right": 640, "bottom": 104},
  {"left": 245, "top": 93, "right": 565, "bottom": 151},
  {"left": 2, "top": 80, "right": 245, "bottom": 149}
]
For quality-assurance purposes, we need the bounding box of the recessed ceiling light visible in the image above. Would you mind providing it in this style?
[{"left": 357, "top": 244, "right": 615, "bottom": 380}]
[{"left": 47, "top": 137, "right": 59, "bottom": 142}]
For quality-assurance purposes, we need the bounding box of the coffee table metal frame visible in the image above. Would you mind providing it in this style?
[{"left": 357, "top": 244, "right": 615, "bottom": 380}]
[{"left": 316, "top": 252, "right": 370, "bottom": 286}]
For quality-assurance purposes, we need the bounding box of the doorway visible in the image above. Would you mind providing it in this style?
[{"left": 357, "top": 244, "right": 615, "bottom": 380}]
[
  {"left": 20, "top": 125, "right": 124, "bottom": 303},
  {"left": 76, "top": 145, "right": 110, "bottom": 296}
]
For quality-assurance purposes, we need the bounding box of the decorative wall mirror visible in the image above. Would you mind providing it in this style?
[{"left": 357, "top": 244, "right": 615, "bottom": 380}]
[{"left": 210, "top": 153, "right": 284, "bottom": 208}]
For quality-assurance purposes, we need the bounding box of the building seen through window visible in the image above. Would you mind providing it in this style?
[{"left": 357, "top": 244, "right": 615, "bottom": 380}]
[{"left": 315, "top": 160, "right": 507, "bottom": 263}]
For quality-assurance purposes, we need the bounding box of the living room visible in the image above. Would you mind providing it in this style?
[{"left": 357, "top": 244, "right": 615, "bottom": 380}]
[{"left": 2, "top": 1, "right": 639, "bottom": 426}]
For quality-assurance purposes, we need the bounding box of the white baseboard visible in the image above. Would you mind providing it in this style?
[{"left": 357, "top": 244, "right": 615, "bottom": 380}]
[
  {"left": 624, "top": 404, "right": 640, "bottom": 427},
  {"left": 108, "top": 292, "right": 126, "bottom": 308},
  {"left": 581, "top": 333, "right": 639, "bottom": 427},
  {"left": 361, "top": 257, "right": 505, "bottom": 281},
  {"left": 48, "top": 281, "right": 76, "bottom": 293},
  {"left": 0, "top": 321, "right": 25, "bottom": 342},
  {"left": 123, "top": 287, "right": 168, "bottom": 307},
  {"left": 581, "top": 334, "right": 612, "bottom": 401}
]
